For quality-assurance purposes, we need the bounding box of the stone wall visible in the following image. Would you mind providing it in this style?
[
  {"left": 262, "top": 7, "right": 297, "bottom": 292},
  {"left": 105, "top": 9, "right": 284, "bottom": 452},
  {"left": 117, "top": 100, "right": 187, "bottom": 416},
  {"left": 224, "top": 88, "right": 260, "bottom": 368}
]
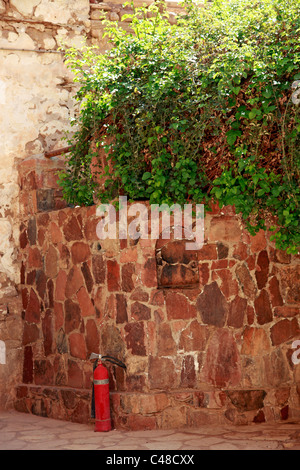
[
  {"left": 1, "top": 0, "right": 300, "bottom": 429},
  {"left": 16, "top": 198, "right": 300, "bottom": 428}
]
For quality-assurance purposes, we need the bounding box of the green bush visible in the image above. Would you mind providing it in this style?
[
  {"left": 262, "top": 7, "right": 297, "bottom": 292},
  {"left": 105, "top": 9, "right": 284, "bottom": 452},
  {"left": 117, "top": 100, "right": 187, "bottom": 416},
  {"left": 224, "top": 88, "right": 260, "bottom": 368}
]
[{"left": 58, "top": 0, "right": 300, "bottom": 253}]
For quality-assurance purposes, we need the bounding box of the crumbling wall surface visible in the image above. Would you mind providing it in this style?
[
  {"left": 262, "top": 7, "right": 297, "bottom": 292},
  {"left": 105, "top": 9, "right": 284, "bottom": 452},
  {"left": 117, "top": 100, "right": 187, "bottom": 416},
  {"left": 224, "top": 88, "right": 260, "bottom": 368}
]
[
  {"left": 16, "top": 200, "right": 300, "bottom": 428},
  {"left": 0, "top": 0, "right": 90, "bottom": 409}
]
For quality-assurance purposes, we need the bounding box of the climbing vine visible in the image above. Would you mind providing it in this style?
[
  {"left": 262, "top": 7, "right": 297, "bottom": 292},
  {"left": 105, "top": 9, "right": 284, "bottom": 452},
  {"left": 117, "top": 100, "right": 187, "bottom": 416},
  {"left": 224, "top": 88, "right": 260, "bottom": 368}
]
[{"left": 58, "top": 0, "right": 300, "bottom": 254}]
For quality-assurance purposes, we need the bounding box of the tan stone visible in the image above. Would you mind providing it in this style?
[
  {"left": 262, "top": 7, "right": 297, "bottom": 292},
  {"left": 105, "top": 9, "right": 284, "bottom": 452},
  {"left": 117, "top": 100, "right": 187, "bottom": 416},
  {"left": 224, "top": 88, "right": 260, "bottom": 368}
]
[{"left": 241, "top": 327, "right": 271, "bottom": 356}]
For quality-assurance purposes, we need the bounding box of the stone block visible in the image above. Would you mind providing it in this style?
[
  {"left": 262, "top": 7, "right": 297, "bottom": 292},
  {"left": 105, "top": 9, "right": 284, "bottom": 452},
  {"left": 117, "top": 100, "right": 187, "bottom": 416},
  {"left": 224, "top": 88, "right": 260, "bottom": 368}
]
[
  {"left": 202, "top": 329, "right": 241, "bottom": 387},
  {"left": 254, "top": 289, "right": 273, "bottom": 325},
  {"left": 270, "top": 318, "right": 300, "bottom": 346},
  {"left": 157, "top": 323, "right": 176, "bottom": 356},
  {"left": 107, "top": 259, "right": 120, "bottom": 291},
  {"left": 131, "top": 301, "right": 151, "bottom": 321},
  {"left": 125, "top": 322, "right": 146, "bottom": 356},
  {"left": 148, "top": 356, "right": 177, "bottom": 389},
  {"left": 69, "top": 333, "right": 87, "bottom": 359},
  {"left": 241, "top": 327, "right": 271, "bottom": 356},
  {"left": 209, "top": 216, "right": 242, "bottom": 242},
  {"left": 166, "top": 291, "right": 196, "bottom": 320},
  {"left": 226, "top": 390, "right": 266, "bottom": 411},
  {"left": 179, "top": 320, "right": 208, "bottom": 352},
  {"left": 71, "top": 242, "right": 91, "bottom": 264},
  {"left": 116, "top": 293, "right": 128, "bottom": 324},
  {"left": 196, "top": 281, "right": 228, "bottom": 327}
]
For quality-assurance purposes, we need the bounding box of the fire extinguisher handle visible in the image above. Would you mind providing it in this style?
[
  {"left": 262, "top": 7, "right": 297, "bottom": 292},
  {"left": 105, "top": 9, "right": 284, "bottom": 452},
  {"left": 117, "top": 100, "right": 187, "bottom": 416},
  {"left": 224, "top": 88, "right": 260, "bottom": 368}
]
[{"left": 101, "top": 355, "right": 127, "bottom": 369}]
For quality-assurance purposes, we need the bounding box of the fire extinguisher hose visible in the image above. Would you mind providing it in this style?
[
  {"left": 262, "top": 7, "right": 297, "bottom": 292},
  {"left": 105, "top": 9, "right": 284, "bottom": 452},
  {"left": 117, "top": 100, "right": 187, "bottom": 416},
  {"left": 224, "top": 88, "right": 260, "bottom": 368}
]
[{"left": 101, "top": 355, "right": 127, "bottom": 369}]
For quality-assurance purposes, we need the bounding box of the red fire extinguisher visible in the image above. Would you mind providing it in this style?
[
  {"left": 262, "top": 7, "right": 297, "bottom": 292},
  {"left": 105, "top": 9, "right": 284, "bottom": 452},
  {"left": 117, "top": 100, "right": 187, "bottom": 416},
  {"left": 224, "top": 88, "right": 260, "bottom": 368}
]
[{"left": 90, "top": 353, "right": 126, "bottom": 432}]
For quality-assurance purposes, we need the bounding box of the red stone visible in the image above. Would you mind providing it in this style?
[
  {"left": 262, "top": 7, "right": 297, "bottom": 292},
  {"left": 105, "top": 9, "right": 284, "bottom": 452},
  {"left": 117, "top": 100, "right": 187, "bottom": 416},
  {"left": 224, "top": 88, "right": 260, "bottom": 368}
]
[
  {"left": 279, "top": 266, "right": 300, "bottom": 304},
  {"left": 64, "top": 299, "right": 81, "bottom": 333},
  {"left": 127, "top": 415, "right": 156, "bottom": 431},
  {"left": 116, "top": 293, "right": 128, "bottom": 324},
  {"left": 22, "top": 322, "right": 39, "bottom": 345},
  {"left": 227, "top": 296, "right": 247, "bottom": 328},
  {"left": 23, "top": 346, "right": 33, "bottom": 383},
  {"left": 202, "top": 329, "right": 241, "bottom": 387},
  {"left": 131, "top": 301, "right": 151, "bottom": 321},
  {"left": 217, "top": 269, "right": 239, "bottom": 298},
  {"left": 211, "top": 259, "right": 228, "bottom": 269},
  {"left": 81, "top": 262, "right": 93, "bottom": 293},
  {"left": 130, "top": 287, "right": 149, "bottom": 302},
  {"left": 25, "top": 288, "right": 40, "bottom": 323},
  {"left": 236, "top": 263, "right": 257, "bottom": 300},
  {"left": 36, "top": 270, "right": 47, "bottom": 300},
  {"left": 69, "top": 333, "right": 87, "bottom": 359},
  {"left": 28, "top": 247, "right": 42, "bottom": 268},
  {"left": 217, "top": 242, "right": 229, "bottom": 259},
  {"left": 50, "top": 222, "right": 62, "bottom": 244},
  {"left": 180, "top": 355, "right": 196, "bottom": 388},
  {"left": 34, "top": 359, "right": 54, "bottom": 385},
  {"left": 165, "top": 291, "right": 196, "bottom": 320},
  {"left": 77, "top": 286, "right": 96, "bottom": 317},
  {"left": 42, "top": 310, "right": 53, "bottom": 356},
  {"left": 274, "top": 306, "right": 300, "bottom": 318},
  {"left": 270, "top": 318, "right": 300, "bottom": 346},
  {"left": 21, "top": 288, "right": 29, "bottom": 309},
  {"left": 85, "top": 319, "right": 100, "bottom": 357},
  {"left": 67, "top": 359, "right": 84, "bottom": 388},
  {"left": 280, "top": 405, "right": 289, "bottom": 420},
  {"left": 148, "top": 356, "right": 177, "bottom": 389},
  {"left": 45, "top": 245, "right": 59, "bottom": 278},
  {"left": 254, "top": 289, "right": 273, "bottom": 325},
  {"left": 161, "top": 240, "right": 199, "bottom": 264},
  {"left": 197, "top": 244, "right": 218, "bottom": 260},
  {"left": 65, "top": 266, "right": 85, "bottom": 298},
  {"left": 150, "top": 290, "right": 165, "bottom": 306},
  {"left": 250, "top": 229, "right": 266, "bottom": 253},
  {"left": 179, "top": 320, "right": 208, "bottom": 352},
  {"left": 107, "top": 259, "right": 120, "bottom": 291},
  {"left": 233, "top": 242, "right": 249, "bottom": 260},
  {"left": 124, "top": 322, "right": 146, "bottom": 356},
  {"left": 199, "top": 263, "right": 209, "bottom": 286},
  {"left": 63, "top": 215, "right": 83, "bottom": 241},
  {"left": 157, "top": 323, "right": 176, "bottom": 356},
  {"left": 141, "top": 258, "right": 157, "bottom": 288},
  {"left": 121, "top": 263, "right": 135, "bottom": 292},
  {"left": 20, "top": 230, "right": 28, "bottom": 249},
  {"left": 158, "top": 264, "right": 199, "bottom": 288},
  {"left": 84, "top": 218, "right": 99, "bottom": 241},
  {"left": 255, "top": 250, "right": 269, "bottom": 289},
  {"left": 226, "top": 390, "right": 266, "bottom": 411},
  {"left": 55, "top": 270, "right": 67, "bottom": 301},
  {"left": 268, "top": 276, "right": 283, "bottom": 307},
  {"left": 196, "top": 282, "right": 228, "bottom": 327},
  {"left": 92, "top": 255, "right": 106, "bottom": 284},
  {"left": 71, "top": 242, "right": 91, "bottom": 264},
  {"left": 54, "top": 302, "right": 64, "bottom": 331},
  {"left": 253, "top": 409, "right": 266, "bottom": 423}
]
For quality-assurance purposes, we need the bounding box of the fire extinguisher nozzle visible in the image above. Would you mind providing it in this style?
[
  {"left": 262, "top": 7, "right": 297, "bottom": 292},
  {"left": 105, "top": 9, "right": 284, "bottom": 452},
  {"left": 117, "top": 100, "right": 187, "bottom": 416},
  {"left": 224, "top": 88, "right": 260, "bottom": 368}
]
[{"left": 89, "top": 352, "right": 101, "bottom": 360}]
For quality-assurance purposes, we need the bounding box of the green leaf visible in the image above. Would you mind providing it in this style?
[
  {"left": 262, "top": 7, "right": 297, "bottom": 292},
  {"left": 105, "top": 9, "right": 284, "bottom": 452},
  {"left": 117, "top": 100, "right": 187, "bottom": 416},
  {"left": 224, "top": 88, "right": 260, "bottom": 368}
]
[{"left": 142, "top": 172, "right": 152, "bottom": 181}]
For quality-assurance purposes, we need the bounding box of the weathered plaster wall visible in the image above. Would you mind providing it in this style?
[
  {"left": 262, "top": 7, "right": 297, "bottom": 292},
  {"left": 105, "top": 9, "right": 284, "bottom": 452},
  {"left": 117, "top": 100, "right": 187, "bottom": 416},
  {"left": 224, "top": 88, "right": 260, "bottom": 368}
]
[{"left": 0, "top": 0, "right": 91, "bottom": 409}]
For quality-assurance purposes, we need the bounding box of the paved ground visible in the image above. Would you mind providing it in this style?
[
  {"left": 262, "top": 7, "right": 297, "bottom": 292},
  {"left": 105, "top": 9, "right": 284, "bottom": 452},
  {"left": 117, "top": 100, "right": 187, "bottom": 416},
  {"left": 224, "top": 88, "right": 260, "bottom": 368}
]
[{"left": 1, "top": 410, "right": 300, "bottom": 451}]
